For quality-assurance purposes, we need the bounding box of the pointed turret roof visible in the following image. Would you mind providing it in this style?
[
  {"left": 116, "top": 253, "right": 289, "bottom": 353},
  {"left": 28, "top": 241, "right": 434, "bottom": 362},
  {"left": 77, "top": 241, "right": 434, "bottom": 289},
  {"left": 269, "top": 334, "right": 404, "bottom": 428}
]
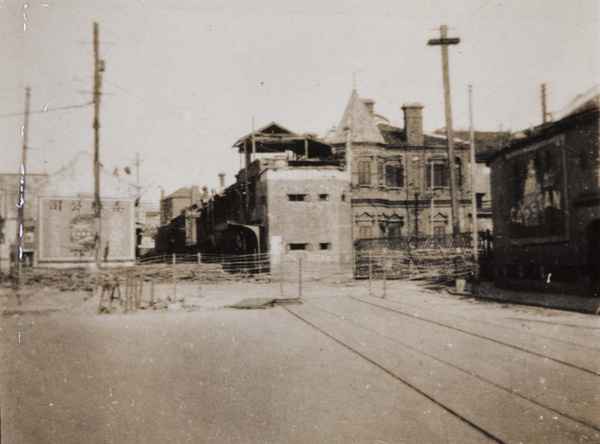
[{"left": 330, "top": 90, "right": 386, "bottom": 145}]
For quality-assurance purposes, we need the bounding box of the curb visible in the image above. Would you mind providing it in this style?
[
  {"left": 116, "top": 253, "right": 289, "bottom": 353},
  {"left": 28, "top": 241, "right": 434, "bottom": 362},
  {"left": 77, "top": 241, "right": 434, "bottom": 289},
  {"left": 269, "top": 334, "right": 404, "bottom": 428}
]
[{"left": 472, "top": 281, "right": 600, "bottom": 315}]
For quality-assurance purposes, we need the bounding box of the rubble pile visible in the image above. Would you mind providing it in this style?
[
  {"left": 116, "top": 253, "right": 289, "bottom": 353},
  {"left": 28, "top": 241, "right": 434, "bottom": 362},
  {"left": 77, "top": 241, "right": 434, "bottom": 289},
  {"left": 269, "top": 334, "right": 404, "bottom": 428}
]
[
  {"left": 133, "top": 263, "right": 231, "bottom": 283},
  {"left": 14, "top": 262, "right": 270, "bottom": 291},
  {"left": 20, "top": 268, "right": 95, "bottom": 291}
]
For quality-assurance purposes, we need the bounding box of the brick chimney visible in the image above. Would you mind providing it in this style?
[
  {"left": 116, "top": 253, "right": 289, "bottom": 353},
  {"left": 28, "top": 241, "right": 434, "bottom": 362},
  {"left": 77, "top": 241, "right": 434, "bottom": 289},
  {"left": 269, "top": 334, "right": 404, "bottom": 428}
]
[
  {"left": 362, "top": 99, "right": 375, "bottom": 116},
  {"left": 402, "top": 103, "right": 424, "bottom": 146},
  {"left": 218, "top": 172, "right": 225, "bottom": 191}
]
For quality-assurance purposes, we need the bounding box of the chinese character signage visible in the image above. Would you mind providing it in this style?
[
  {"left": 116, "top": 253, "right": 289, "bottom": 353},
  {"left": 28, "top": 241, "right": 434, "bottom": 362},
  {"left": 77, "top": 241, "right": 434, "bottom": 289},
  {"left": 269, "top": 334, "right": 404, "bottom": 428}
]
[
  {"left": 39, "top": 197, "right": 134, "bottom": 261},
  {"left": 505, "top": 136, "right": 567, "bottom": 241}
]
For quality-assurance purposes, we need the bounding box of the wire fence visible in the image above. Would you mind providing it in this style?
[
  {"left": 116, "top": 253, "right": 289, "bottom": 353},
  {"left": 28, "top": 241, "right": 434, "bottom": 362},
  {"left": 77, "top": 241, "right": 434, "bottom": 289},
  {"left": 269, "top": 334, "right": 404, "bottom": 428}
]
[{"left": 14, "top": 245, "right": 480, "bottom": 314}]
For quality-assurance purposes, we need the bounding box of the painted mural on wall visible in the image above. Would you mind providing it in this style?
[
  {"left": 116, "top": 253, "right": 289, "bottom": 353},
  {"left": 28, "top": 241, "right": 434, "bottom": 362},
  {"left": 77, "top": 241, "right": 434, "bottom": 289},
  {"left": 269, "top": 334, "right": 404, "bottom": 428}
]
[
  {"left": 506, "top": 136, "right": 566, "bottom": 240},
  {"left": 39, "top": 197, "right": 134, "bottom": 261}
]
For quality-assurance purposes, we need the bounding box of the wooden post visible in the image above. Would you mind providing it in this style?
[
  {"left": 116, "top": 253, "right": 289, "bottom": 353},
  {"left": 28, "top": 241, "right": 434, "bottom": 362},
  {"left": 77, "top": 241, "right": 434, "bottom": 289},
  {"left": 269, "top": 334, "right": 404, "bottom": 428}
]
[
  {"left": 382, "top": 266, "right": 387, "bottom": 299},
  {"left": 123, "top": 275, "right": 129, "bottom": 313},
  {"left": 368, "top": 251, "right": 373, "bottom": 297},
  {"left": 150, "top": 281, "right": 155, "bottom": 307},
  {"left": 298, "top": 258, "right": 302, "bottom": 300},
  {"left": 136, "top": 277, "right": 143, "bottom": 309},
  {"left": 172, "top": 253, "right": 177, "bottom": 301},
  {"left": 97, "top": 283, "right": 104, "bottom": 314},
  {"left": 469, "top": 85, "right": 479, "bottom": 280},
  {"left": 428, "top": 25, "right": 461, "bottom": 235},
  {"left": 93, "top": 22, "right": 105, "bottom": 273},
  {"left": 197, "top": 253, "right": 203, "bottom": 298},
  {"left": 16, "top": 87, "right": 30, "bottom": 302}
]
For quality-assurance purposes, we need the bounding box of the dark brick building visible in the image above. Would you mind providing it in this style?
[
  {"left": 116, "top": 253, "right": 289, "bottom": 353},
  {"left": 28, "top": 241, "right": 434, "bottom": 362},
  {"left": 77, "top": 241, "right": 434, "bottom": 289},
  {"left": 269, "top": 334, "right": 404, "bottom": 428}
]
[{"left": 489, "top": 92, "right": 599, "bottom": 296}]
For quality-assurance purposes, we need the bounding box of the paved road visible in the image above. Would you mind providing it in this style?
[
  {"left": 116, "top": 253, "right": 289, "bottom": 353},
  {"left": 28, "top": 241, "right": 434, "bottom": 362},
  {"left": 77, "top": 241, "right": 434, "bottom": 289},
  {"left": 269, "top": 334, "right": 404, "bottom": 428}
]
[{"left": 1, "top": 282, "right": 598, "bottom": 443}]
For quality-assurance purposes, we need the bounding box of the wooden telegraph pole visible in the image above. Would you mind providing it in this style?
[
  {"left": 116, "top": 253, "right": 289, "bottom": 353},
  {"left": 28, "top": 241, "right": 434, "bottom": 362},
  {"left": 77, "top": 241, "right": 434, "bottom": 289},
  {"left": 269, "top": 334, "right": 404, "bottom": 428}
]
[
  {"left": 541, "top": 84, "right": 548, "bottom": 124},
  {"left": 16, "top": 87, "right": 31, "bottom": 296},
  {"left": 93, "top": 22, "right": 105, "bottom": 270},
  {"left": 469, "top": 85, "right": 479, "bottom": 279},
  {"left": 134, "top": 152, "right": 142, "bottom": 196},
  {"left": 428, "top": 25, "right": 461, "bottom": 235}
]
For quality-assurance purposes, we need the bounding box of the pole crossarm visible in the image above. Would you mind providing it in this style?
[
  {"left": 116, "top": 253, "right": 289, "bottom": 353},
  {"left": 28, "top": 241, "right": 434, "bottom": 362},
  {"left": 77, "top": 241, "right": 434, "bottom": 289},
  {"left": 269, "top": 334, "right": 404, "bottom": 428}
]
[{"left": 427, "top": 37, "right": 460, "bottom": 46}]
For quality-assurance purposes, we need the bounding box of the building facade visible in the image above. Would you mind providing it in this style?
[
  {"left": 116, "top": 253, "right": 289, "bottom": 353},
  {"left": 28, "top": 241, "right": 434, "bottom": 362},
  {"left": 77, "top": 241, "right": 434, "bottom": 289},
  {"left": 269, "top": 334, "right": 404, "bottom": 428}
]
[
  {"left": 160, "top": 91, "right": 495, "bottom": 276},
  {"left": 1, "top": 152, "right": 138, "bottom": 271},
  {"left": 489, "top": 94, "right": 599, "bottom": 296},
  {"left": 160, "top": 186, "right": 204, "bottom": 226},
  {"left": 326, "top": 90, "right": 475, "bottom": 241},
  {"left": 196, "top": 123, "right": 353, "bottom": 273}
]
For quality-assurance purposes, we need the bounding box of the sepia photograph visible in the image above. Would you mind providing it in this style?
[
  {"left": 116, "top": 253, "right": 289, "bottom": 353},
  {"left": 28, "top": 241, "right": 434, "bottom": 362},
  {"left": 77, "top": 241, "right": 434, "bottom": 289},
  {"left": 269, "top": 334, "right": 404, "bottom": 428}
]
[{"left": 0, "top": 0, "right": 598, "bottom": 442}]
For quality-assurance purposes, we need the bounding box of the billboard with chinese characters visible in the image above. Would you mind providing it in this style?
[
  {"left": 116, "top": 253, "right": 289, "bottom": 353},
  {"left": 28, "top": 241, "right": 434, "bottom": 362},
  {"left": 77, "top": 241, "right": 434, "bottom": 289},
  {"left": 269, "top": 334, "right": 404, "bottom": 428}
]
[
  {"left": 504, "top": 135, "right": 568, "bottom": 242},
  {"left": 39, "top": 197, "right": 135, "bottom": 262}
]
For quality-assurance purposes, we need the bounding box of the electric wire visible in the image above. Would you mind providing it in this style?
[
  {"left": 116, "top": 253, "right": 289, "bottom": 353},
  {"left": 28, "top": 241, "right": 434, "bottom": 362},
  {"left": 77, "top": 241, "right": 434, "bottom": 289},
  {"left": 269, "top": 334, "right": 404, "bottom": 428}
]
[{"left": 0, "top": 101, "right": 93, "bottom": 118}]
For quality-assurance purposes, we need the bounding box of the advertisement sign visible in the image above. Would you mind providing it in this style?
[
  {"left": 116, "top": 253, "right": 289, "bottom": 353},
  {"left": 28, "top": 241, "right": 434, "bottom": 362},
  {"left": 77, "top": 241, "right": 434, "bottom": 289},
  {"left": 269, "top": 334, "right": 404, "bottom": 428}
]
[
  {"left": 505, "top": 135, "right": 568, "bottom": 242},
  {"left": 39, "top": 197, "right": 134, "bottom": 261}
]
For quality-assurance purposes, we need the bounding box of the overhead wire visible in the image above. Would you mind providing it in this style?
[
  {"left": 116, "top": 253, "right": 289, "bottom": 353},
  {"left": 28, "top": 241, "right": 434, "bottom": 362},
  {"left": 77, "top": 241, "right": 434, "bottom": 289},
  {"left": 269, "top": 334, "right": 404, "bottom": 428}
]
[
  {"left": 0, "top": 101, "right": 93, "bottom": 118},
  {"left": 451, "top": 12, "right": 598, "bottom": 126},
  {"left": 103, "top": 80, "right": 233, "bottom": 140}
]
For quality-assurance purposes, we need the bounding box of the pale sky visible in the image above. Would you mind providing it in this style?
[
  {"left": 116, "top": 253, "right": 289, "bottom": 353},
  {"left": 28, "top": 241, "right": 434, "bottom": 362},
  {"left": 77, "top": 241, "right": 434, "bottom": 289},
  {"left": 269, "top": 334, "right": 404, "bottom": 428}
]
[{"left": 1, "top": 0, "right": 598, "bottom": 203}]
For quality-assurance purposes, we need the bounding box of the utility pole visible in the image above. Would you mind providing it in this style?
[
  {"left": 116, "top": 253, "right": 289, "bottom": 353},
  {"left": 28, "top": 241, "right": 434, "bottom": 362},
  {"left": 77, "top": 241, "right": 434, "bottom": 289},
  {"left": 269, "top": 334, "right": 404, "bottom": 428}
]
[
  {"left": 414, "top": 193, "right": 420, "bottom": 237},
  {"left": 15, "top": 86, "right": 31, "bottom": 296},
  {"left": 243, "top": 139, "right": 249, "bottom": 223},
  {"left": 345, "top": 117, "right": 355, "bottom": 252},
  {"left": 93, "top": 22, "right": 105, "bottom": 270},
  {"left": 541, "top": 84, "right": 548, "bottom": 124},
  {"left": 428, "top": 25, "right": 461, "bottom": 235},
  {"left": 469, "top": 85, "right": 479, "bottom": 280},
  {"left": 134, "top": 152, "right": 142, "bottom": 199},
  {"left": 251, "top": 116, "right": 256, "bottom": 162}
]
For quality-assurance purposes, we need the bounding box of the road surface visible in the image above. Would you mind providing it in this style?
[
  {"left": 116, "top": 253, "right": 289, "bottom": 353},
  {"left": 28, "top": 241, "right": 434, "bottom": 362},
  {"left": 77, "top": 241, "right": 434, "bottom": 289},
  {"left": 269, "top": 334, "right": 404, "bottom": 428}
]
[{"left": 1, "top": 281, "right": 598, "bottom": 443}]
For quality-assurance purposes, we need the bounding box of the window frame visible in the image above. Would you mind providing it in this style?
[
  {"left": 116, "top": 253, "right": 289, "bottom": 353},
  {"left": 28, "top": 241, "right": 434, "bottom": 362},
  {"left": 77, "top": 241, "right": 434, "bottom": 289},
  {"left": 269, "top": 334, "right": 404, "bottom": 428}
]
[
  {"left": 357, "top": 160, "right": 371, "bottom": 186},
  {"left": 287, "top": 243, "right": 308, "bottom": 251},
  {"left": 385, "top": 160, "right": 404, "bottom": 188},
  {"left": 287, "top": 194, "right": 307, "bottom": 202}
]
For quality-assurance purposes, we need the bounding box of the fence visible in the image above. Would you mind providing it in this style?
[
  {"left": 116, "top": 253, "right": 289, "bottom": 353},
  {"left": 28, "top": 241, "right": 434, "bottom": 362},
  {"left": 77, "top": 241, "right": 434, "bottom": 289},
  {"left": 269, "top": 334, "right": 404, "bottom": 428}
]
[
  {"left": 13, "top": 239, "right": 481, "bottom": 313},
  {"left": 354, "top": 233, "right": 477, "bottom": 283},
  {"left": 98, "top": 252, "right": 347, "bottom": 313}
]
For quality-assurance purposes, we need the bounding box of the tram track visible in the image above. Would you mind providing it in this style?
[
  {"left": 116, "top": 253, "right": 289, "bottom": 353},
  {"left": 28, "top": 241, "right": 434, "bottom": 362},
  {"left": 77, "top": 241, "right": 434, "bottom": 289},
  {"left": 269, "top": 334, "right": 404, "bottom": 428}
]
[
  {"left": 361, "top": 293, "right": 600, "bottom": 346},
  {"left": 302, "top": 298, "right": 598, "bottom": 430},
  {"left": 282, "top": 297, "right": 600, "bottom": 443},
  {"left": 282, "top": 305, "right": 505, "bottom": 444},
  {"left": 351, "top": 295, "right": 600, "bottom": 376}
]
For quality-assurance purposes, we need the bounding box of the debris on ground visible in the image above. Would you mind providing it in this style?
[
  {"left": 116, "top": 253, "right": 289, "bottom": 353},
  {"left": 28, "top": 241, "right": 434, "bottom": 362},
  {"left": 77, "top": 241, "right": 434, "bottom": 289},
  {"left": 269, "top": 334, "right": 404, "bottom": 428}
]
[{"left": 227, "top": 298, "right": 302, "bottom": 309}]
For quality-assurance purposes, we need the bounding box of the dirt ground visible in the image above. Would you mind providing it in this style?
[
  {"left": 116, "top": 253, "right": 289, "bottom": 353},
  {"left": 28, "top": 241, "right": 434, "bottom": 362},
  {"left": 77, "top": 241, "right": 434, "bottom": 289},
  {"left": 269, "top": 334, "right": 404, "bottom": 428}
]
[{"left": 1, "top": 279, "right": 597, "bottom": 443}]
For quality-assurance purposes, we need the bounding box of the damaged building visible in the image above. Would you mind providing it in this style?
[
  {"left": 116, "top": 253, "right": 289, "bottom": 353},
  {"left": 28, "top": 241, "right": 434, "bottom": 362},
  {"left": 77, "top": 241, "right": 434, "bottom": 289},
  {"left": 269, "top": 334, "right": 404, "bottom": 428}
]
[
  {"left": 196, "top": 122, "right": 353, "bottom": 273},
  {"left": 159, "top": 89, "right": 498, "bottom": 276}
]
